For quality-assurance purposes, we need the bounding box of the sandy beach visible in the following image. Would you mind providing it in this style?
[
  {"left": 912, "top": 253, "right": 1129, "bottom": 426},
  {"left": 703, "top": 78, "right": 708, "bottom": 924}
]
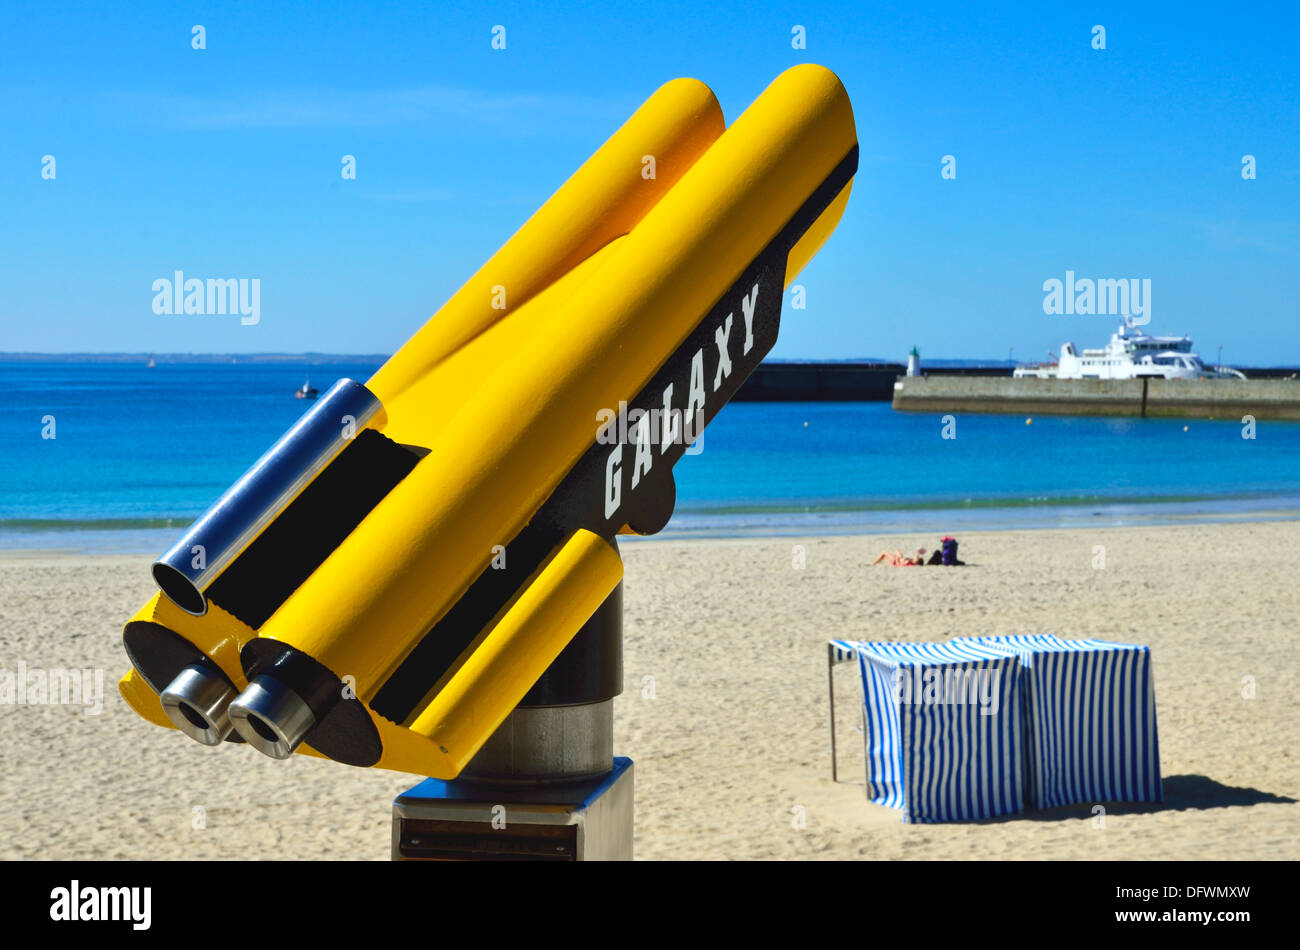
[{"left": 1, "top": 520, "right": 1296, "bottom": 860}]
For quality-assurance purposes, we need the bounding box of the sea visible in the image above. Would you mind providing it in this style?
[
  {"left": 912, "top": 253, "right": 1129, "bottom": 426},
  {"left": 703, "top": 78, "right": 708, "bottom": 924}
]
[{"left": 3, "top": 360, "right": 1299, "bottom": 553}]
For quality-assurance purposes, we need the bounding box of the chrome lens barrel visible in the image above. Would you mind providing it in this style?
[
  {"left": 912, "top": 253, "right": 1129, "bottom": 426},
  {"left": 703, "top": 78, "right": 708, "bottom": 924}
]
[
  {"left": 151, "top": 378, "right": 383, "bottom": 615},
  {"left": 228, "top": 676, "right": 318, "bottom": 759},
  {"left": 159, "top": 661, "right": 239, "bottom": 746}
]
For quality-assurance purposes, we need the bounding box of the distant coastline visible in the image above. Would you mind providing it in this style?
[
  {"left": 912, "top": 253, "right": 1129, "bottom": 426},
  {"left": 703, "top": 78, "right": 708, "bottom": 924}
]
[
  {"left": 3, "top": 353, "right": 1294, "bottom": 371},
  {"left": 6, "top": 355, "right": 1295, "bottom": 406}
]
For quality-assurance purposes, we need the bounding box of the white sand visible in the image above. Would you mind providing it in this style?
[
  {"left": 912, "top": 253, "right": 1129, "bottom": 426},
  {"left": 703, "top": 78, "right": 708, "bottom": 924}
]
[{"left": 1, "top": 521, "right": 1296, "bottom": 859}]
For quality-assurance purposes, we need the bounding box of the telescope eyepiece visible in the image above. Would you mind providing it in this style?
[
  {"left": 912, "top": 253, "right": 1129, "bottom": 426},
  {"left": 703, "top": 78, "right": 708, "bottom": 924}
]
[
  {"left": 228, "top": 676, "right": 317, "bottom": 759},
  {"left": 160, "top": 661, "right": 238, "bottom": 746}
]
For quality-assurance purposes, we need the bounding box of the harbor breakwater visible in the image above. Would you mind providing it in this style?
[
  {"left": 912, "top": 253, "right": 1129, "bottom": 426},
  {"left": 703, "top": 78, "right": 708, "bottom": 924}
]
[
  {"left": 732, "top": 362, "right": 1018, "bottom": 401},
  {"left": 892, "top": 376, "right": 1300, "bottom": 420}
]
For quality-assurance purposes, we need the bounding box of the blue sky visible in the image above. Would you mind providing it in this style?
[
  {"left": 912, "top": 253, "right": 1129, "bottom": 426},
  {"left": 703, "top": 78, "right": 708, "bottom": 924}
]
[{"left": 1, "top": 1, "right": 1296, "bottom": 364}]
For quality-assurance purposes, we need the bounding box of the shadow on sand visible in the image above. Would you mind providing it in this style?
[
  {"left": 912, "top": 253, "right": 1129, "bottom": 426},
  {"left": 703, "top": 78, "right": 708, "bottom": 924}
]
[{"left": 978, "top": 774, "right": 1296, "bottom": 824}]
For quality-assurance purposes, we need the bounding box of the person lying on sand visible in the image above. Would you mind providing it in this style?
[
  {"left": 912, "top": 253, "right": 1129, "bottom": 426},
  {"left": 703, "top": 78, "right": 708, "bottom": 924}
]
[{"left": 872, "top": 548, "right": 927, "bottom": 566}]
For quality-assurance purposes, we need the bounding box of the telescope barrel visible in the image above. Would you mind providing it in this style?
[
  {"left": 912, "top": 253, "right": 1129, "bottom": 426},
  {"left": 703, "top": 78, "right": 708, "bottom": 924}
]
[
  {"left": 151, "top": 379, "right": 384, "bottom": 616},
  {"left": 118, "top": 66, "right": 858, "bottom": 783}
]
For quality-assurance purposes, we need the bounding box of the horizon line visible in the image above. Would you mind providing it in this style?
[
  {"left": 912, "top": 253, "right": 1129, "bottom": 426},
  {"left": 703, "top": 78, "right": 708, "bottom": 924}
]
[{"left": 3, "top": 352, "right": 1298, "bottom": 369}]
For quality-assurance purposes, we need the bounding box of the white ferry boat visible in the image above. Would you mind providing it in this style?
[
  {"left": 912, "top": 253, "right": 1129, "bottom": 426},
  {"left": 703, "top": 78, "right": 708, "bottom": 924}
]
[{"left": 1014, "top": 321, "right": 1245, "bottom": 380}]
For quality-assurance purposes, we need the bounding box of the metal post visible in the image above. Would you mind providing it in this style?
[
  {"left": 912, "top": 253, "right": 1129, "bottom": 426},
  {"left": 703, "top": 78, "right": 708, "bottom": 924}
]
[
  {"left": 862, "top": 705, "right": 871, "bottom": 798},
  {"left": 827, "top": 642, "right": 838, "bottom": 782}
]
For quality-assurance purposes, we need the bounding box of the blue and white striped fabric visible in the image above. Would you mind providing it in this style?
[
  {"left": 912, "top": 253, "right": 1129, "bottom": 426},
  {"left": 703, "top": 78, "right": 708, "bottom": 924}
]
[
  {"left": 828, "top": 639, "right": 859, "bottom": 665},
  {"left": 835, "top": 640, "right": 1025, "bottom": 823},
  {"left": 954, "top": 635, "right": 1162, "bottom": 807}
]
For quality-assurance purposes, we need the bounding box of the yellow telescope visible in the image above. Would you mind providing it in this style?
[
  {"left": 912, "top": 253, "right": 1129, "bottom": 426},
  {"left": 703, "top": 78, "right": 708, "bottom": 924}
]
[{"left": 120, "top": 64, "right": 857, "bottom": 780}]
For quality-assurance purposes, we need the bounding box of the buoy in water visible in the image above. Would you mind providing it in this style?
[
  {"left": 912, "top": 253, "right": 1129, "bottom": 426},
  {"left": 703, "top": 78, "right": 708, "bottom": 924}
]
[{"left": 1025, "top": 418, "right": 1033, "bottom": 425}]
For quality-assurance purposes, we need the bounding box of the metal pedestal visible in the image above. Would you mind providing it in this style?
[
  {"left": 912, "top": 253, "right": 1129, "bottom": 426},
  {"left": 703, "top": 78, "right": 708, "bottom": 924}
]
[
  {"left": 392, "top": 756, "right": 634, "bottom": 861},
  {"left": 392, "top": 566, "right": 631, "bottom": 860}
]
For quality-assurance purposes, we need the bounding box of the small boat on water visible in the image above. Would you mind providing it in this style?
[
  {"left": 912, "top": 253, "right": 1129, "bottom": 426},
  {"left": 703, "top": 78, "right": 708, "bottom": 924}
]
[
  {"left": 1014, "top": 319, "right": 1246, "bottom": 380},
  {"left": 295, "top": 377, "right": 319, "bottom": 400}
]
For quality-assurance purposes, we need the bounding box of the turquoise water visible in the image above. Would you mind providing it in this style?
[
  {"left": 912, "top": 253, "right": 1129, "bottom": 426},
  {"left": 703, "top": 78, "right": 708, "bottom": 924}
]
[
  {"left": 669, "top": 402, "right": 1300, "bottom": 536},
  {"left": 2, "top": 361, "right": 1298, "bottom": 551}
]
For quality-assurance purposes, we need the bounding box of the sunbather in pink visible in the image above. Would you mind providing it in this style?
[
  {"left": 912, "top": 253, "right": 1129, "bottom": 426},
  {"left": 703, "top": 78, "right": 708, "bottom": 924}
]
[{"left": 872, "top": 548, "right": 927, "bottom": 567}]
